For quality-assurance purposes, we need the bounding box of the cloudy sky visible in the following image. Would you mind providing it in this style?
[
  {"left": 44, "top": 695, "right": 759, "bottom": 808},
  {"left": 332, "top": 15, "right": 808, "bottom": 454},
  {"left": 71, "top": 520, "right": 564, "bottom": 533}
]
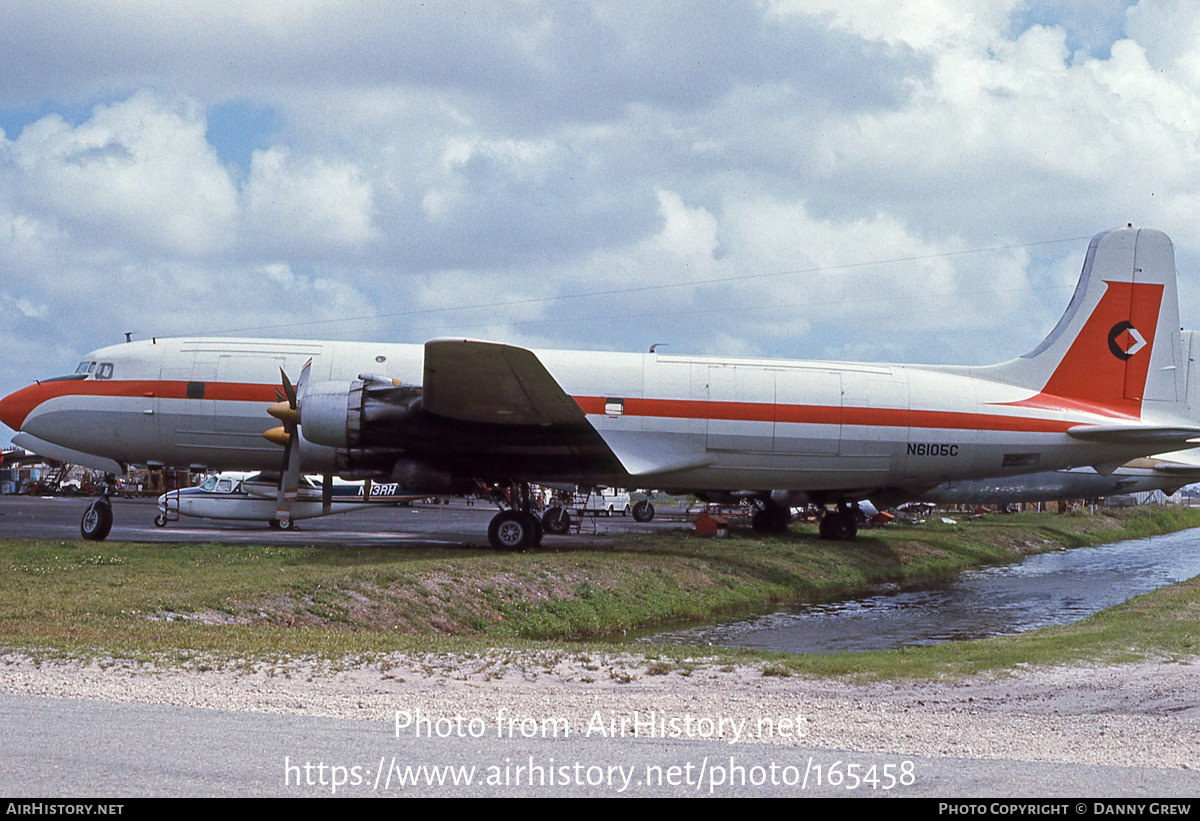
[{"left": 3, "top": 0, "right": 1200, "bottom": 438}]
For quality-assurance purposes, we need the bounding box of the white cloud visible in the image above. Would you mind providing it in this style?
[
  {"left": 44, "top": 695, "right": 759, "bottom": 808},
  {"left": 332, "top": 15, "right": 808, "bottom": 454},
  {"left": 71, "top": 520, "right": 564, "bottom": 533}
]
[
  {"left": 5, "top": 3, "right": 1200, "bottom": 410},
  {"left": 648, "top": 190, "right": 719, "bottom": 264},
  {"left": 242, "top": 146, "right": 377, "bottom": 253},
  {"left": 1126, "top": 0, "right": 1200, "bottom": 75},
  {"left": 7, "top": 91, "right": 237, "bottom": 256},
  {"left": 769, "top": 0, "right": 1018, "bottom": 51},
  {"left": 420, "top": 136, "right": 561, "bottom": 222}
]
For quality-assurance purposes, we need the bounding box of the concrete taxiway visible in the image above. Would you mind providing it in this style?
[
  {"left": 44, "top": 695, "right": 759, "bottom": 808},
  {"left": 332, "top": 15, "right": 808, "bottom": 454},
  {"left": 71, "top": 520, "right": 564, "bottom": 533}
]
[{"left": 0, "top": 495, "right": 687, "bottom": 547}]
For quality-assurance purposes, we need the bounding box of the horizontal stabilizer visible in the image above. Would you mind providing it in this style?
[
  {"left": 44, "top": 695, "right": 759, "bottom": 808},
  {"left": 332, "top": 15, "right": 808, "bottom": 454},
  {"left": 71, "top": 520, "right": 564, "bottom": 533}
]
[
  {"left": 1067, "top": 425, "right": 1200, "bottom": 445},
  {"left": 422, "top": 339, "right": 588, "bottom": 426}
]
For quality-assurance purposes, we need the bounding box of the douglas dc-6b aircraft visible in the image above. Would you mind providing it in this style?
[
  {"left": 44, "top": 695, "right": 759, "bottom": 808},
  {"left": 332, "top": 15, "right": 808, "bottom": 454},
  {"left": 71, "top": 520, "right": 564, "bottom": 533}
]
[{"left": 2, "top": 226, "right": 1198, "bottom": 548}]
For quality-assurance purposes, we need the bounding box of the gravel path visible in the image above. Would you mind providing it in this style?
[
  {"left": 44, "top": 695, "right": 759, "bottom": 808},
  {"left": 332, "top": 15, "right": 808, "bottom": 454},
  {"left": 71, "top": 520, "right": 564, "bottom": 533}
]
[{"left": 2, "top": 651, "right": 1197, "bottom": 770}]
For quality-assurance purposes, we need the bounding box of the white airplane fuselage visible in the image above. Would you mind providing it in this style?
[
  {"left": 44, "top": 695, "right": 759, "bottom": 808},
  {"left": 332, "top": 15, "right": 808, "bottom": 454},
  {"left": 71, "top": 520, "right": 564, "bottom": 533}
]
[
  {"left": 1, "top": 227, "right": 1196, "bottom": 542},
  {"left": 2, "top": 333, "right": 1192, "bottom": 498}
]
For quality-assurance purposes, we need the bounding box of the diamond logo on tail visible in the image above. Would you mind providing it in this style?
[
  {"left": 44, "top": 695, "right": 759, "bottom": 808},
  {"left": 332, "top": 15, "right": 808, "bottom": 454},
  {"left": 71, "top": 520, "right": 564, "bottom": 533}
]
[{"left": 1107, "top": 321, "right": 1147, "bottom": 360}]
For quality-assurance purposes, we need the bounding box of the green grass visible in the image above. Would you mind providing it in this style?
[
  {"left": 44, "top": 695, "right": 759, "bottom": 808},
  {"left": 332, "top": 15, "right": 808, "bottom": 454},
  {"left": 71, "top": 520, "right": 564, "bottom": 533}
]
[{"left": 1, "top": 506, "right": 1199, "bottom": 676}]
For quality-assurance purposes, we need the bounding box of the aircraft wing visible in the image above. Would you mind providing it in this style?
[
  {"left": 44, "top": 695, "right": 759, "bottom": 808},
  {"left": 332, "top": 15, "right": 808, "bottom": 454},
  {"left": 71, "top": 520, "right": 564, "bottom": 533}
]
[
  {"left": 419, "top": 339, "right": 708, "bottom": 478},
  {"left": 1151, "top": 461, "right": 1200, "bottom": 475},
  {"left": 422, "top": 339, "right": 588, "bottom": 427},
  {"left": 1145, "top": 450, "right": 1200, "bottom": 475}
]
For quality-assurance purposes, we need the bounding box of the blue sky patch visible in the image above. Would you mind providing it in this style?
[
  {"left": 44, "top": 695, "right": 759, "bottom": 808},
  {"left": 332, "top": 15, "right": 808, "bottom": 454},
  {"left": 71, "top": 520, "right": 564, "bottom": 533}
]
[{"left": 205, "top": 100, "right": 284, "bottom": 171}]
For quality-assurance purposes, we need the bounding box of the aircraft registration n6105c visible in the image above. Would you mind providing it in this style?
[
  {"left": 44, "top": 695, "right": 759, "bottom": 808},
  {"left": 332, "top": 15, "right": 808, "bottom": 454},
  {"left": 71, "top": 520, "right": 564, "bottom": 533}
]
[{"left": 2, "top": 226, "right": 1198, "bottom": 548}]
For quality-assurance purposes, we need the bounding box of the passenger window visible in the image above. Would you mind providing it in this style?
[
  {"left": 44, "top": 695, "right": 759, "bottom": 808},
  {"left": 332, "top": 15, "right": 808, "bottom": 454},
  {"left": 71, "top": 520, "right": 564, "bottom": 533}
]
[{"left": 96, "top": 363, "right": 113, "bottom": 380}]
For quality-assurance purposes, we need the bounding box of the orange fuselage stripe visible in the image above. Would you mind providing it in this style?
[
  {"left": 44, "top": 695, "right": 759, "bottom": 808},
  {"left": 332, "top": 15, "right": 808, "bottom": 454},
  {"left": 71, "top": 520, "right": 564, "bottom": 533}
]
[{"left": 5, "top": 380, "right": 1084, "bottom": 436}]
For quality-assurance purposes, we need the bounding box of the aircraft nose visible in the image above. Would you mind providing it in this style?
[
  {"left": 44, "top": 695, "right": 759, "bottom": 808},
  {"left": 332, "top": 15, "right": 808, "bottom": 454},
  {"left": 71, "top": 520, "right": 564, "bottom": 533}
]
[{"left": 0, "top": 383, "right": 42, "bottom": 432}]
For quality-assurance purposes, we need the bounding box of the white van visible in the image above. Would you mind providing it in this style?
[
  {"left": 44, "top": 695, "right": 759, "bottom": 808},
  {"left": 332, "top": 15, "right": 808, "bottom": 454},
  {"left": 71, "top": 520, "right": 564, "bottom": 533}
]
[{"left": 572, "top": 486, "right": 632, "bottom": 517}]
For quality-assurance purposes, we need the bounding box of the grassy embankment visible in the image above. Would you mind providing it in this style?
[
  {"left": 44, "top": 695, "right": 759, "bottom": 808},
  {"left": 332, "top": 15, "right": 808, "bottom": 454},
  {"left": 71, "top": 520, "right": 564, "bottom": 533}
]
[{"left": 1, "top": 506, "right": 1199, "bottom": 677}]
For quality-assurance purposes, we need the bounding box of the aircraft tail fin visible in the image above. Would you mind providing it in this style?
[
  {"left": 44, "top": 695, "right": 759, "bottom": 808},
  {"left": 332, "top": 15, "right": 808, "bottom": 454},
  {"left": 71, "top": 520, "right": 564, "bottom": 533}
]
[{"left": 987, "top": 226, "right": 1183, "bottom": 420}]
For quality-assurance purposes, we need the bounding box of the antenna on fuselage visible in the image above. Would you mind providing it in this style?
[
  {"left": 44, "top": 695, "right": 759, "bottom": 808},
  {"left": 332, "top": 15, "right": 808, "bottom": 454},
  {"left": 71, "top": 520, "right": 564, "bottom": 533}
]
[
  {"left": 649, "top": 342, "right": 668, "bottom": 353},
  {"left": 124, "top": 332, "right": 133, "bottom": 343}
]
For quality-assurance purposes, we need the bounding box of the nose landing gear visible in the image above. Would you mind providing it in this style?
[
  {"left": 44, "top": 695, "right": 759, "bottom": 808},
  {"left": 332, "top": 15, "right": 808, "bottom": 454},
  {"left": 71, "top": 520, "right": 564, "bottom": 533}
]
[
  {"left": 81, "top": 475, "right": 118, "bottom": 541},
  {"left": 81, "top": 497, "right": 113, "bottom": 541}
]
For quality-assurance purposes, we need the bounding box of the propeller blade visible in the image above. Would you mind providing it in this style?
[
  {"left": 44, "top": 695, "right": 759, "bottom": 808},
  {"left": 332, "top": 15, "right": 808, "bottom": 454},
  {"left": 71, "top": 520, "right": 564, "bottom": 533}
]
[
  {"left": 276, "top": 426, "right": 300, "bottom": 525},
  {"left": 272, "top": 360, "right": 312, "bottom": 526},
  {"left": 322, "top": 473, "right": 333, "bottom": 515},
  {"left": 295, "top": 358, "right": 313, "bottom": 403},
  {"left": 280, "top": 368, "right": 297, "bottom": 408}
]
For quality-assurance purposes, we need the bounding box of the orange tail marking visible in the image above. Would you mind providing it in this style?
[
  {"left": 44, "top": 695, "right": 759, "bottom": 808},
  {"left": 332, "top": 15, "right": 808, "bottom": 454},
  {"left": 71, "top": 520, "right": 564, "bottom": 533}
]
[{"left": 1004, "top": 281, "right": 1164, "bottom": 419}]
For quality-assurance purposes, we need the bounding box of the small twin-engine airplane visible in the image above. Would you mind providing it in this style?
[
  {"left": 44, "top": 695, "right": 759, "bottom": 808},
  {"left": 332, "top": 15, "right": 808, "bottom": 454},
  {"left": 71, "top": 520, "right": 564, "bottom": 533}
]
[
  {"left": 155, "top": 472, "right": 427, "bottom": 529},
  {"left": 2, "top": 226, "right": 1198, "bottom": 548}
]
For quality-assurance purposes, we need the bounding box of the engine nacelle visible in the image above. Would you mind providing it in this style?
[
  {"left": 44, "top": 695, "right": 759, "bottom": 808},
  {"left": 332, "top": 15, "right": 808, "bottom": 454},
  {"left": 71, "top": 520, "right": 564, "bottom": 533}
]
[
  {"left": 299, "top": 378, "right": 424, "bottom": 449},
  {"left": 390, "top": 458, "right": 475, "bottom": 495},
  {"left": 299, "top": 380, "right": 362, "bottom": 448},
  {"left": 296, "top": 436, "right": 340, "bottom": 473}
]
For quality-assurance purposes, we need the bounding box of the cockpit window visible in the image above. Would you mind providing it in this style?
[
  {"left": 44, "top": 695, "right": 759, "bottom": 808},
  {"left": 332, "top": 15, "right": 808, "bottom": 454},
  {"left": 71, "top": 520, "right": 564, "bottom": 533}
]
[
  {"left": 95, "top": 363, "right": 113, "bottom": 380},
  {"left": 198, "top": 476, "right": 218, "bottom": 492},
  {"left": 215, "top": 479, "right": 233, "bottom": 493},
  {"left": 75, "top": 361, "right": 96, "bottom": 375}
]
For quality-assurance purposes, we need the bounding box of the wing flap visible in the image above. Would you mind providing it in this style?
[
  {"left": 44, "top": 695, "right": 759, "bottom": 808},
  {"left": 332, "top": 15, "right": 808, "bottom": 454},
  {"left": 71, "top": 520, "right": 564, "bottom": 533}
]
[{"left": 597, "top": 429, "right": 711, "bottom": 477}]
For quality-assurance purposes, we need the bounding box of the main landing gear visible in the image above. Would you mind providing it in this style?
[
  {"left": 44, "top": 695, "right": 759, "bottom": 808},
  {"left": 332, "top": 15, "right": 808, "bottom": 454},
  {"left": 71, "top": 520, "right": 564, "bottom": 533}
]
[
  {"left": 750, "top": 499, "right": 861, "bottom": 541},
  {"left": 541, "top": 506, "right": 572, "bottom": 535},
  {"left": 631, "top": 500, "right": 655, "bottom": 522},
  {"left": 487, "top": 481, "right": 545, "bottom": 551},
  {"left": 818, "top": 504, "right": 859, "bottom": 542},
  {"left": 751, "top": 503, "right": 791, "bottom": 534}
]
